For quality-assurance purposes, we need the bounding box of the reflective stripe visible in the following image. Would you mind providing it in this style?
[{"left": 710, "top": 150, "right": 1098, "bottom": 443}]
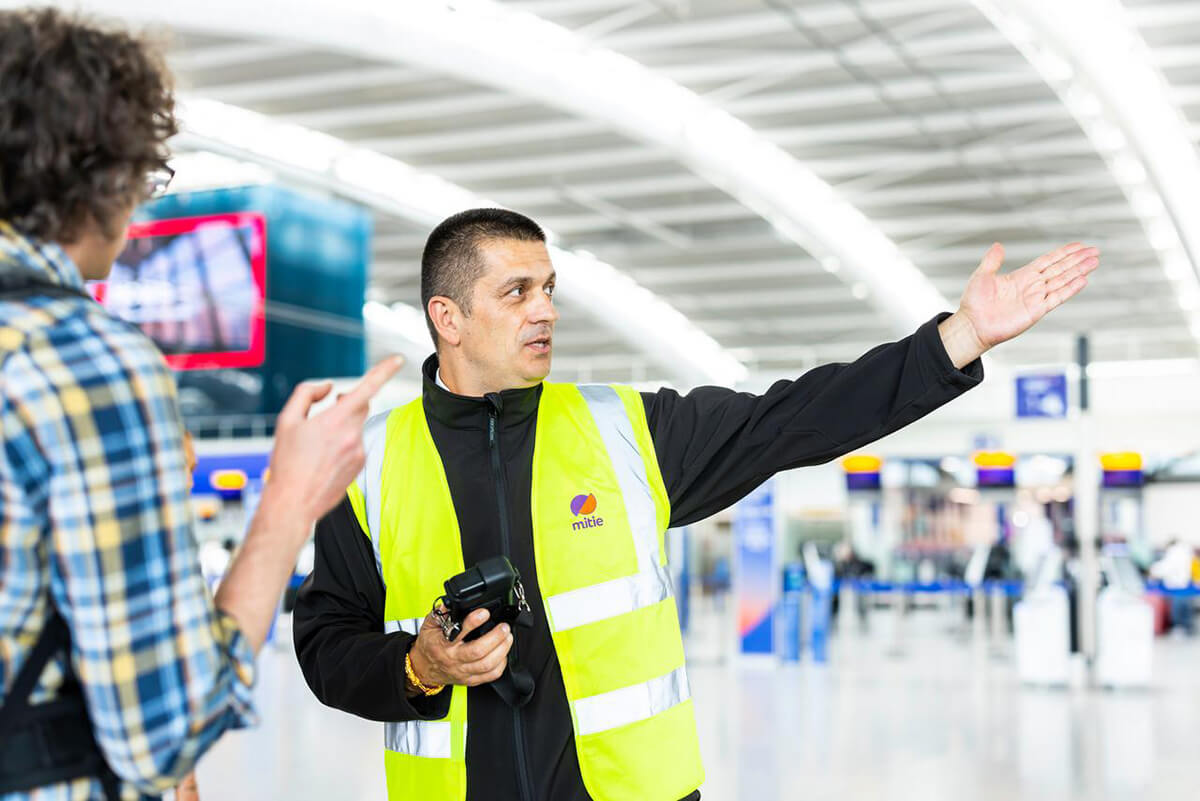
[
  {"left": 361, "top": 410, "right": 390, "bottom": 581},
  {"left": 384, "top": 618, "right": 424, "bottom": 636},
  {"left": 572, "top": 666, "right": 690, "bottom": 737},
  {"left": 547, "top": 385, "right": 674, "bottom": 633},
  {"left": 385, "top": 720, "right": 452, "bottom": 759},
  {"left": 547, "top": 568, "right": 670, "bottom": 632},
  {"left": 384, "top": 616, "right": 450, "bottom": 758},
  {"left": 576, "top": 385, "right": 660, "bottom": 576}
]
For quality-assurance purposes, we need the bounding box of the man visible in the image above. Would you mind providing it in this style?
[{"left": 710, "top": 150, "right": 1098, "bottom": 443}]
[
  {"left": 0, "top": 9, "right": 399, "bottom": 800},
  {"left": 295, "top": 207, "right": 1097, "bottom": 800}
]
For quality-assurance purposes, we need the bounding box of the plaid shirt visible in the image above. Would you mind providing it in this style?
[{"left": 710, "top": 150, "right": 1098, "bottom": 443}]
[{"left": 0, "top": 223, "right": 256, "bottom": 801}]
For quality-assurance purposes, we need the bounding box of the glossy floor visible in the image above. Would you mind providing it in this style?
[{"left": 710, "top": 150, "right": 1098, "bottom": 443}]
[{"left": 195, "top": 606, "right": 1200, "bottom": 800}]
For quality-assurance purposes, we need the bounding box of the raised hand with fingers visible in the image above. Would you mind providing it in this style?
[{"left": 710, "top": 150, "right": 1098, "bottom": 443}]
[
  {"left": 214, "top": 356, "right": 405, "bottom": 653},
  {"left": 266, "top": 355, "right": 405, "bottom": 525},
  {"left": 939, "top": 242, "right": 1100, "bottom": 368}
]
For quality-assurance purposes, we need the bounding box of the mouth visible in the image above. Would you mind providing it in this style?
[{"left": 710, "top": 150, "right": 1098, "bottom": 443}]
[{"left": 525, "top": 335, "right": 552, "bottom": 355}]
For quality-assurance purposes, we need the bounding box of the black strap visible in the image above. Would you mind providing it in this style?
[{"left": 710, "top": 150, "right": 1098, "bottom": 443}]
[
  {"left": 0, "top": 610, "right": 123, "bottom": 801},
  {"left": 488, "top": 655, "right": 535, "bottom": 709},
  {"left": 0, "top": 611, "right": 69, "bottom": 735}
]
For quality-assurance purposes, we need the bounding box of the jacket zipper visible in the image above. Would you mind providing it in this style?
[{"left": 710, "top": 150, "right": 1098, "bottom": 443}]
[{"left": 486, "top": 394, "right": 536, "bottom": 801}]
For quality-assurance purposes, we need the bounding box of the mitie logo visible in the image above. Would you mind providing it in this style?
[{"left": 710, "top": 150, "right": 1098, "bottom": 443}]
[{"left": 570, "top": 493, "right": 604, "bottom": 530}]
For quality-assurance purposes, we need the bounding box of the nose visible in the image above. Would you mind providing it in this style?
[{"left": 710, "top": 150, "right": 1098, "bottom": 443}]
[{"left": 531, "top": 287, "right": 559, "bottom": 326}]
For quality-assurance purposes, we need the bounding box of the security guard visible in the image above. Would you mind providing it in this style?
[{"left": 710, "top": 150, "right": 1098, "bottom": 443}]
[{"left": 295, "top": 208, "right": 1098, "bottom": 800}]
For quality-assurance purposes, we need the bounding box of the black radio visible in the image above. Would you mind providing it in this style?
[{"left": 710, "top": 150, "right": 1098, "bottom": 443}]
[{"left": 433, "top": 556, "right": 533, "bottom": 642}]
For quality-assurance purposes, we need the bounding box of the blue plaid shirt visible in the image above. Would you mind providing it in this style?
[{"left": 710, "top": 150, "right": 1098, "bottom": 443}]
[{"left": 0, "top": 223, "right": 256, "bottom": 800}]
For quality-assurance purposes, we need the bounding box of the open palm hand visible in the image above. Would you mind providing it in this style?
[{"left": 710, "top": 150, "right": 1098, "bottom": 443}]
[{"left": 958, "top": 242, "right": 1100, "bottom": 349}]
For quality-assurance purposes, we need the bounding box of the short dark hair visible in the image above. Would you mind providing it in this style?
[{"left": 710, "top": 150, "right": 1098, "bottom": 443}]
[
  {"left": 0, "top": 8, "right": 177, "bottom": 243},
  {"left": 420, "top": 208, "right": 546, "bottom": 344}
]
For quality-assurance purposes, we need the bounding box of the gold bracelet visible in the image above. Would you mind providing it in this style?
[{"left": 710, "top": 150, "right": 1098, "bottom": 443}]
[{"left": 405, "top": 651, "right": 445, "bottom": 696}]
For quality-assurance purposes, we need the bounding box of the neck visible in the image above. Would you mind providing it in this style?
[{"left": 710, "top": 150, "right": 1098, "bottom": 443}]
[
  {"left": 437, "top": 352, "right": 537, "bottom": 397},
  {"left": 60, "top": 240, "right": 106, "bottom": 281}
]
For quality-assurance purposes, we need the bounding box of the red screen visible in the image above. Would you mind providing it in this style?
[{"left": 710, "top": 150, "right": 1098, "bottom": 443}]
[{"left": 93, "top": 213, "right": 267, "bottom": 370}]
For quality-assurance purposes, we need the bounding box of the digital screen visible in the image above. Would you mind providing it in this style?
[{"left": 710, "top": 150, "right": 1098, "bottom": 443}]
[
  {"left": 1102, "top": 469, "right": 1143, "bottom": 488},
  {"left": 846, "top": 472, "right": 882, "bottom": 491},
  {"left": 976, "top": 467, "right": 1015, "bottom": 488},
  {"left": 93, "top": 213, "right": 267, "bottom": 370}
]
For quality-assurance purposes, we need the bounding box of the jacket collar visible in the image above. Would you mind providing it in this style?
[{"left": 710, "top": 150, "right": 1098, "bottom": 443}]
[
  {"left": 421, "top": 354, "right": 542, "bottom": 430},
  {"left": 0, "top": 221, "right": 86, "bottom": 291}
]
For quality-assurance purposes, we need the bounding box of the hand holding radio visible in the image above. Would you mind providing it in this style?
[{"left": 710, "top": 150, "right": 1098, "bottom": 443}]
[
  {"left": 407, "top": 605, "right": 514, "bottom": 691},
  {"left": 406, "top": 557, "right": 534, "bottom": 693}
]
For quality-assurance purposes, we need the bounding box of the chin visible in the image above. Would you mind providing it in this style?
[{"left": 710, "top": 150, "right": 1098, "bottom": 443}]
[{"left": 521, "top": 357, "right": 552, "bottom": 383}]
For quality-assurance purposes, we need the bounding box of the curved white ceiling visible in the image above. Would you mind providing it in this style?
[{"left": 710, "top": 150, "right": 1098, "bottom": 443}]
[
  {"left": 63, "top": 0, "right": 953, "bottom": 334},
  {"left": 174, "top": 97, "right": 748, "bottom": 386},
  {"left": 974, "top": 0, "right": 1200, "bottom": 346}
]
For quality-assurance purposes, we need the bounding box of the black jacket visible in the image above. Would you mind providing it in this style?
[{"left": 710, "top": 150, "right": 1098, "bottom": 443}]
[{"left": 294, "top": 315, "right": 982, "bottom": 801}]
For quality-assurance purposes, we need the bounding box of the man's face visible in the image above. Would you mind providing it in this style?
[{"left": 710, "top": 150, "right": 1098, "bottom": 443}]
[{"left": 458, "top": 239, "right": 558, "bottom": 390}]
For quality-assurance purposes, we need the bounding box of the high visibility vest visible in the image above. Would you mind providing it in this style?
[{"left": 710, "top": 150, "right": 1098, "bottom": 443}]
[{"left": 345, "top": 382, "right": 704, "bottom": 801}]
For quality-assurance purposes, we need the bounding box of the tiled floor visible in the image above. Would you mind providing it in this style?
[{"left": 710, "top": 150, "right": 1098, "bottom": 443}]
[{"left": 195, "top": 605, "right": 1200, "bottom": 800}]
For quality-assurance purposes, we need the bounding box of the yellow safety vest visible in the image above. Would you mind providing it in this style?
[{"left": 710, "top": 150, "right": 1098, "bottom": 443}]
[{"left": 345, "top": 382, "right": 704, "bottom": 801}]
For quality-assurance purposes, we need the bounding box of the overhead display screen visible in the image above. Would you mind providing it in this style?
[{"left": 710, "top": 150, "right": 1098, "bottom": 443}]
[{"left": 94, "top": 213, "right": 267, "bottom": 370}]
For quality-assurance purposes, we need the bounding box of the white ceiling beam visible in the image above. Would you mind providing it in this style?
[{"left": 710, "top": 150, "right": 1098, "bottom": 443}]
[
  {"left": 693, "top": 312, "right": 893, "bottom": 338},
  {"left": 190, "top": 66, "right": 423, "bottom": 106},
  {"left": 359, "top": 118, "right": 601, "bottom": 158},
  {"left": 667, "top": 275, "right": 1174, "bottom": 314},
  {"left": 638, "top": 263, "right": 1169, "bottom": 293},
  {"left": 455, "top": 112, "right": 1193, "bottom": 188},
  {"left": 346, "top": 69, "right": 1049, "bottom": 158},
  {"left": 498, "top": 316, "right": 1196, "bottom": 363},
  {"left": 433, "top": 131, "right": 1121, "bottom": 184},
  {"left": 668, "top": 285, "right": 857, "bottom": 312},
  {"left": 558, "top": 185, "right": 692, "bottom": 249},
  {"left": 724, "top": 68, "right": 1037, "bottom": 115},
  {"left": 651, "top": 29, "right": 1012, "bottom": 86},
  {"left": 511, "top": 0, "right": 653, "bottom": 17},
  {"left": 355, "top": 96, "right": 1071, "bottom": 160},
  {"left": 559, "top": 238, "right": 1156, "bottom": 285},
  {"left": 1126, "top": 1, "right": 1200, "bottom": 28},
  {"left": 371, "top": 261, "right": 1169, "bottom": 303},
  {"left": 629, "top": 259, "right": 827, "bottom": 285},
  {"left": 534, "top": 197, "right": 1136, "bottom": 238},
  {"left": 574, "top": 2, "right": 661, "bottom": 39},
  {"left": 274, "top": 93, "right": 535, "bottom": 129},
  {"left": 599, "top": 0, "right": 962, "bottom": 50},
  {"left": 692, "top": 296, "right": 1183, "bottom": 339},
  {"left": 491, "top": 165, "right": 1114, "bottom": 210},
  {"left": 728, "top": 328, "right": 1199, "bottom": 369},
  {"left": 168, "top": 39, "right": 309, "bottom": 71}
]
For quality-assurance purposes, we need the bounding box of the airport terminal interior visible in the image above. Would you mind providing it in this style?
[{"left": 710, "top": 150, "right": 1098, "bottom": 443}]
[{"left": 9, "top": 0, "right": 1200, "bottom": 799}]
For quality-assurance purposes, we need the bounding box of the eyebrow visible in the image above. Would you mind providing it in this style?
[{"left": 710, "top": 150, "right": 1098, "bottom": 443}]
[{"left": 498, "top": 273, "right": 557, "bottom": 291}]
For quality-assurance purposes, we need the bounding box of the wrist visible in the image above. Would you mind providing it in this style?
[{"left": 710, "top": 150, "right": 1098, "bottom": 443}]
[
  {"left": 939, "top": 310, "right": 988, "bottom": 370},
  {"left": 251, "top": 484, "right": 316, "bottom": 548},
  {"left": 405, "top": 646, "right": 444, "bottom": 697}
]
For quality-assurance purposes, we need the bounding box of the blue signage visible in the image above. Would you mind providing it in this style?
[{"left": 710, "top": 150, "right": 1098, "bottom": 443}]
[
  {"left": 733, "top": 480, "right": 777, "bottom": 656},
  {"left": 1016, "top": 374, "right": 1068, "bottom": 419}
]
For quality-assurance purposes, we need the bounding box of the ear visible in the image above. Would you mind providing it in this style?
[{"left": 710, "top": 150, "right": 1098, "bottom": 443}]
[{"left": 428, "top": 295, "right": 465, "bottom": 347}]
